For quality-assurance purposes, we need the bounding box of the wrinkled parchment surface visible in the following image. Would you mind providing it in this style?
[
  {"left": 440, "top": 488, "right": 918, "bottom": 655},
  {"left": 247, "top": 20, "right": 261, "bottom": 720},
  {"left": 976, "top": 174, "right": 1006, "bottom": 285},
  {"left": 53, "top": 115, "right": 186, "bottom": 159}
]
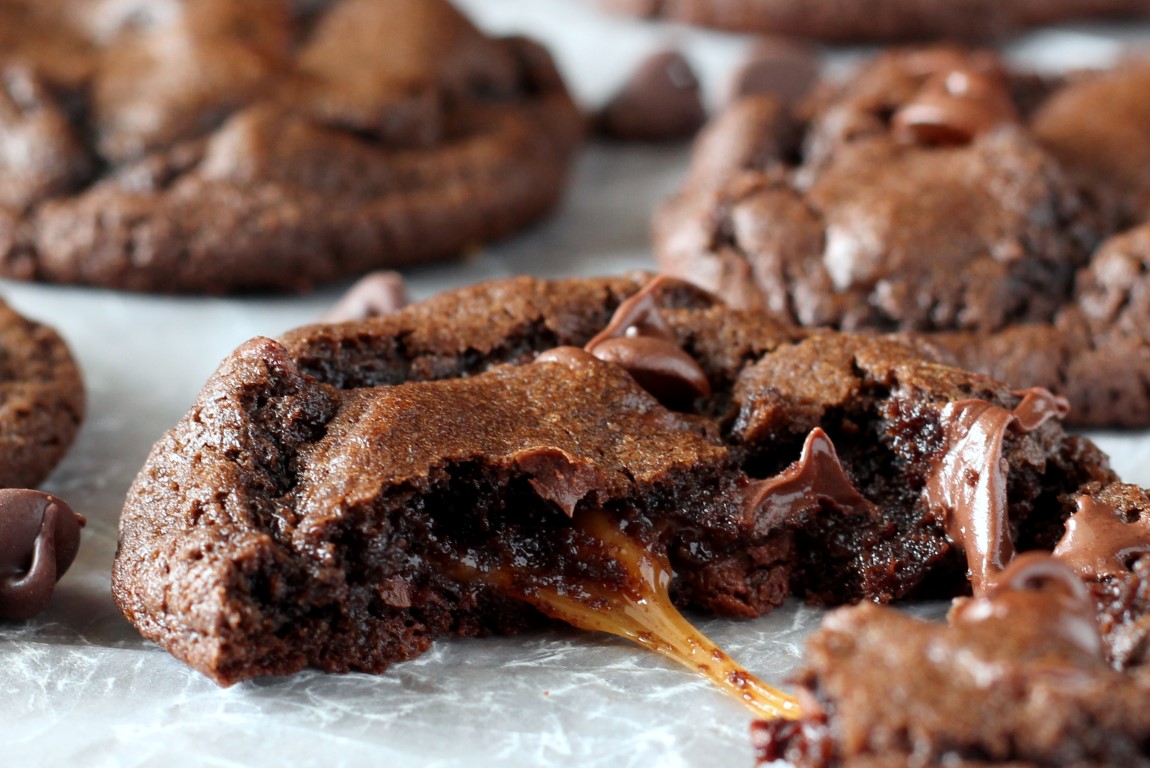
[{"left": 2, "top": 3, "right": 1149, "bottom": 765}]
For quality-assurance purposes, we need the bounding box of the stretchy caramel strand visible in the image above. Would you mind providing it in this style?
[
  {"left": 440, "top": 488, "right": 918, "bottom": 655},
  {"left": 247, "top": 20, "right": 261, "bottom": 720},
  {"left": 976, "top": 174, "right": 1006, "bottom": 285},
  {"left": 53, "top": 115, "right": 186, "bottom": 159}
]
[
  {"left": 924, "top": 387, "right": 1069, "bottom": 594},
  {"left": 515, "top": 508, "right": 800, "bottom": 721}
]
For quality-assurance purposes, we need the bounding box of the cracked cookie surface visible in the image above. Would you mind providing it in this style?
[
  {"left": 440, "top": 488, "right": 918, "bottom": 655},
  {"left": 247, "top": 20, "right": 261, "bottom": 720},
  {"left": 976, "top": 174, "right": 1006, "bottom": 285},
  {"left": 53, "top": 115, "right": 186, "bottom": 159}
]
[
  {"left": 656, "top": 48, "right": 1150, "bottom": 426},
  {"left": 0, "top": 0, "right": 583, "bottom": 293},
  {"left": 114, "top": 275, "right": 1123, "bottom": 685}
]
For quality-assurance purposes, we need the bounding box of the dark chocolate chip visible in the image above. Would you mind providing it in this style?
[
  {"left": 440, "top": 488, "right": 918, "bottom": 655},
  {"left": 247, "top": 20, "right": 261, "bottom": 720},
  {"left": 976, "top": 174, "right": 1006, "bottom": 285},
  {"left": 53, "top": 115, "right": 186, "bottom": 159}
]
[
  {"left": 0, "top": 489, "right": 84, "bottom": 620},
  {"left": 892, "top": 68, "right": 1019, "bottom": 146},
  {"left": 597, "top": 50, "right": 707, "bottom": 143},
  {"left": 730, "top": 40, "right": 820, "bottom": 108},
  {"left": 586, "top": 335, "right": 712, "bottom": 409},
  {"left": 320, "top": 271, "right": 409, "bottom": 323}
]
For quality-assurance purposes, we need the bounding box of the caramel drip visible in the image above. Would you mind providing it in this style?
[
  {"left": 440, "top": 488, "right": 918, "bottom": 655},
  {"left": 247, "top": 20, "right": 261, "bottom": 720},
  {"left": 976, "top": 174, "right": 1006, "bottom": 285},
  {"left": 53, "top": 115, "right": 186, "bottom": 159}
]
[
  {"left": 923, "top": 387, "right": 1068, "bottom": 595},
  {"left": 1054, "top": 496, "right": 1150, "bottom": 581},
  {"left": 458, "top": 509, "right": 800, "bottom": 721},
  {"left": 743, "top": 428, "right": 878, "bottom": 531}
]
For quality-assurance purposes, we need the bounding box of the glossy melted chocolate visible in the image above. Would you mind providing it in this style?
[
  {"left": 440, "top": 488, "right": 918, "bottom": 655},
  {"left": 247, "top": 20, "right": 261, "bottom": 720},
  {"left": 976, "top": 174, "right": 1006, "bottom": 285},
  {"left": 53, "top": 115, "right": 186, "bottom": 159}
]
[
  {"left": 743, "top": 427, "right": 878, "bottom": 532},
  {"left": 951, "top": 552, "right": 1104, "bottom": 660},
  {"left": 892, "top": 61, "right": 1019, "bottom": 147},
  {"left": 1054, "top": 496, "right": 1150, "bottom": 581},
  {"left": 924, "top": 388, "right": 1069, "bottom": 594},
  {"left": 582, "top": 276, "right": 711, "bottom": 410},
  {"left": 0, "top": 489, "right": 85, "bottom": 620}
]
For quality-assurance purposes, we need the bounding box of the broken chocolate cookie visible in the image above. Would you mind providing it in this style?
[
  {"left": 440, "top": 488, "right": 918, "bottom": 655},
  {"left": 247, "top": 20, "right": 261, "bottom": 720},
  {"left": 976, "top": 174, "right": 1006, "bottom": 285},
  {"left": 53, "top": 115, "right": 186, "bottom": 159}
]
[{"left": 114, "top": 274, "right": 1118, "bottom": 690}]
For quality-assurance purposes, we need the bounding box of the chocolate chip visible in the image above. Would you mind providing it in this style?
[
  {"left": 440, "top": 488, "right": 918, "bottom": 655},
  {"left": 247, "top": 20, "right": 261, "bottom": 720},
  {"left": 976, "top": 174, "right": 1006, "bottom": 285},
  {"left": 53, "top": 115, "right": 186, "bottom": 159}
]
[
  {"left": 0, "top": 489, "right": 84, "bottom": 620},
  {"left": 892, "top": 68, "right": 1019, "bottom": 146},
  {"left": 597, "top": 50, "right": 707, "bottom": 143},
  {"left": 730, "top": 40, "right": 821, "bottom": 108},
  {"left": 586, "top": 335, "right": 712, "bottom": 410},
  {"left": 320, "top": 271, "right": 409, "bottom": 323}
]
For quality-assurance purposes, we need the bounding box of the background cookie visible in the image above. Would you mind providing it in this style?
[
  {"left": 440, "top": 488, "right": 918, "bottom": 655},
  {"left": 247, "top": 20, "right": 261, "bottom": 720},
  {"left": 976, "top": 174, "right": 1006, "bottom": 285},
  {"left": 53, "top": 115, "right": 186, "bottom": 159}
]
[
  {"left": 654, "top": 47, "right": 1150, "bottom": 427},
  {"left": 0, "top": 298, "right": 83, "bottom": 488},
  {"left": 598, "top": 0, "right": 1150, "bottom": 42},
  {"left": 0, "top": 0, "right": 583, "bottom": 293}
]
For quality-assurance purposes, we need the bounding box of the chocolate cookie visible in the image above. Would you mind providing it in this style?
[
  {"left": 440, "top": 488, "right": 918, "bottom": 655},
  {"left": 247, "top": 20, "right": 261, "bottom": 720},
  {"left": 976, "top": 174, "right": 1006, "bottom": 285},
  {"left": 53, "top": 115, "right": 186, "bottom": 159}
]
[
  {"left": 0, "top": 298, "right": 83, "bottom": 489},
  {"left": 0, "top": 0, "right": 583, "bottom": 293},
  {"left": 114, "top": 274, "right": 1127, "bottom": 686},
  {"left": 655, "top": 47, "right": 1150, "bottom": 427},
  {"left": 752, "top": 556, "right": 1150, "bottom": 767},
  {"left": 599, "top": 0, "right": 1150, "bottom": 42},
  {"left": 1032, "top": 60, "right": 1150, "bottom": 224},
  {"left": 753, "top": 481, "right": 1150, "bottom": 768}
]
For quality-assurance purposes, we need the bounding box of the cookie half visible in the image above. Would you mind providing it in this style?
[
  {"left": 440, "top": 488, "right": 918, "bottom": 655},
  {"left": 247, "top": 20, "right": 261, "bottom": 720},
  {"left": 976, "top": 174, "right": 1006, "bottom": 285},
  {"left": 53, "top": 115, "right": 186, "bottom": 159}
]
[
  {"left": 0, "top": 0, "right": 583, "bottom": 293},
  {"left": 114, "top": 275, "right": 1121, "bottom": 685}
]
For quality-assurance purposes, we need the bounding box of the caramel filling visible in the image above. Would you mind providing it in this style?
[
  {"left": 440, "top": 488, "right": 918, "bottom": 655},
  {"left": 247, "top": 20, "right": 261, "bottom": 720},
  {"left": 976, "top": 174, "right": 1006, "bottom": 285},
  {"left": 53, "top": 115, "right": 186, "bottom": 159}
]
[
  {"left": 505, "top": 278, "right": 795, "bottom": 717},
  {"left": 459, "top": 508, "right": 800, "bottom": 721}
]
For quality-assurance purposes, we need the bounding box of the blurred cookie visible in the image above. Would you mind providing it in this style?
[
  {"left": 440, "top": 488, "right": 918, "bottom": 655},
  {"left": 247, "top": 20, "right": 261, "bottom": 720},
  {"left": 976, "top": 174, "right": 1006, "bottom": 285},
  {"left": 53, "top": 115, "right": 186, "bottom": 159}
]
[
  {"left": 0, "top": 0, "right": 583, "bottom": 293},
  {"left": 655, "top": 47, "right": 1150, "bottom": 426},
  {"left": 0, "top": 298, "right": 83, "bottom": 488},
  {"left": 600, "top": 0, "right": 1150, "bottom": 42}
]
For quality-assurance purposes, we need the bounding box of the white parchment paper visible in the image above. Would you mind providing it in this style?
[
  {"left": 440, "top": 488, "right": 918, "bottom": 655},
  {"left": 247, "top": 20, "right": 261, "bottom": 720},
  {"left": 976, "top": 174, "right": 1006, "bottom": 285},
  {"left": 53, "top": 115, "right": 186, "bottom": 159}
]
[{"left": 1, "top": 2, "right": 1149, "bottom": 765}]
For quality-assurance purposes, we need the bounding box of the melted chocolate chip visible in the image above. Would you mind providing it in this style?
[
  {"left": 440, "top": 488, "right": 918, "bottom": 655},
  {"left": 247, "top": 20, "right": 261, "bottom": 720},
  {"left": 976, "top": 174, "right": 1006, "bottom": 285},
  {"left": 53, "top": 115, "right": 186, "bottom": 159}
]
[
  {"left": 892, "top": 67, "right": 1019, "bottom": 147},
  {"left": 586, "top": 336, "right": 711, "bottom": 411},
  {"left": 512, "top": 446, "right": 603, "bottom": 517},
  {"left": 1011, "top": 387, "right": 1071, "bottom": 431},
  {"left": 743, "top": 428, "right": 878, "bottom": 533},
  {"left": 587, "top": 277, "right": 677, "bottom": 347},
  {"left": 580, "top": 277, "right": 711, "bottom": 411},
  {"left": 923, "top": 388, "right": 1067, "bottom": 594},
  {"left": 730, "top": 40, "right": 821, "bottom": 108},
  {"left": 951, "top": 552, "right": 1103, "bottom": 660},
  {"left": 597, "top": 50, "right": 707, "bottom": 143},
  {"left": 320, "top": 271, "right": 409, "bottom": 323},
  {"left": 0, "top": 489, "right": 84, "bottom": 620},
  {"left": 1054, "top": 496, "right": 1150, "bottom": 581}
]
